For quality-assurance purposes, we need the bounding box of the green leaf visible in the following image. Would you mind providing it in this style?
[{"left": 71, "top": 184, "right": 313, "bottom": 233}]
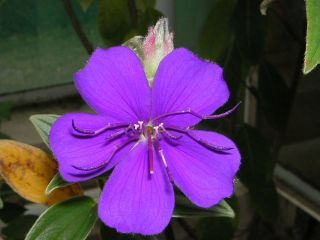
[
  {"left": 0, "top": 197, "right": 3, "bottom": 209},
  {"left": 26, "top": 196, "right": 97, "bottom": 240},
  {"left": 199, "top": 0, "right": 236, "bottom": 61},
  {"left": 2, "top": 215, "right": 38, "bottom": 240},
  {"left": 29, "top": 114, "right": 60, "bottom": 147},
  {"left": 304, "top": 0, "right": 320, "bottom": 74},
  {"left": 235, "top": 124, "right": 278, "bottom": 221},
  {"left": 77, "top": 0, "right": 94, "bottom": 12},
  {"left": 173, "top": 193, "right": 235, "bottom": 218},
  {"left": 45, "top": 173, "right": 72, "bottom": 195}
]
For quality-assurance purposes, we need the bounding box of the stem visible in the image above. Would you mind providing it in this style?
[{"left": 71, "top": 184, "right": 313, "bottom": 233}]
[
  {"left": 164, "top": 222, "right": 175, "bottom": 240},
  {"left": 176, "top": 219, "right": 199, "bottom": 240},
  {"left": 62, "top": 0, "right": 94, "bottom": 55}
]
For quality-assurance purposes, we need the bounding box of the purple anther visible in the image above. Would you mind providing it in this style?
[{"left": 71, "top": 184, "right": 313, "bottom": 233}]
[
  {"left": 152, "top": 102, "right": 241, "bottom": 122},
  {"left": 72, "top": 137, "right": 138, "bottom": 171}
]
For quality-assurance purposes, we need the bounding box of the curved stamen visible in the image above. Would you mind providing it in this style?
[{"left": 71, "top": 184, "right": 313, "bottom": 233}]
[
  {"left": 152, "top": 102, "right": 241, "bottom": 122},
  {"left": 105, "top": 129, "right": 126, "bottom": 140},
  {"left": 72, "top": 137, "right": 138, "bottom": 171},
  {"left": 158, "top": 123, "right": 181, "bottom": 140},
  {"left": 161, "top": 130, "right": 182, "bottom": 140},
  {"left": 72, "top": 120, "right": 128, "bottom": 136},
  {"left": 166, "top": 126, "right": 233, "bottom": 153},
  {"left": 105, "top": 124, "right": 142, "bottom": 140},
  {"left": 189, "top": 137, "right": 233, "bottom": 152},
  {"left": 155, "top": 142, "right": 174, "bottom": 184}
]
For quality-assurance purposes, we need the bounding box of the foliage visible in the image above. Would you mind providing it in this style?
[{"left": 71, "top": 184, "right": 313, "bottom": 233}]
[
  {"left": 25, "top": 197, "right": 97, "bottom": 240},
  {"left": 29, "top": 114, "right": 60, "bottom": 147},
  {"left": 304, "top": 0, "right": 320, "bottom": 73}
]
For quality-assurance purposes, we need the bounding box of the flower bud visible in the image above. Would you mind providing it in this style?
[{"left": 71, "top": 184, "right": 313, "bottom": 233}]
[{"left": 143, "top": 18, "right": 174, "bottom": 86}]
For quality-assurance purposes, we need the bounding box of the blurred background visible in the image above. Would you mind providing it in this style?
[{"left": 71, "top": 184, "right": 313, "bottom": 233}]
[{"left": 0, "top": 0, "right": 320, "bottom": 239}]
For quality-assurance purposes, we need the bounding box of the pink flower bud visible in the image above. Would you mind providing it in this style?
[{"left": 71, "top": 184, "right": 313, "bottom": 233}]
[{"left": 143, "top": 18, "right": 174, "bottom": 85}]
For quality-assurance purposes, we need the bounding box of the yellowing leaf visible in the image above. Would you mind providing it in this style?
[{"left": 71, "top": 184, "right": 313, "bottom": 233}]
[{"left": 0, "top": 140, "right": 83, "bottom": 205}]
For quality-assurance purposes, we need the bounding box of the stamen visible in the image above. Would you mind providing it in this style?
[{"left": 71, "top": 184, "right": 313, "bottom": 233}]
[
  {"left": 138, "top": 121, "right": 144, "bottom": 129},
  {"left": 190, "top": 137, "right": 233, "bottom": 152},
  {"left": 72, "top": 137, "right": 138, "bottom": 171},
  {"left": 157, "top": 144, "right": 174, "bottom": 184},
  {"left": 158, "top": 123, "right": 181, "bottom": 140},
  {"left": 152, "top": 102, "right": 241, "bottom": 122},
  {"left": 166, "top": 126, "right": 233, "bottom": 153},
  {"left": 147, "top": 133, "right": 154, "bottom": 175},
  {"left": 72, "top": 120, "right": 128, "bottom": 136},
  {"left": 154, "top": 126, "right": 160, "bottom": 134},
  {"left": 105, "top": 129, "right": 125, "bottom": 140}
]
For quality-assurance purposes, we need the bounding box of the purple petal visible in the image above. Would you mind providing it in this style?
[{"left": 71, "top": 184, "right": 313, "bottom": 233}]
[
  {"left": 99, "top": 142, "right": 174, "bottom": 235},
  {"left": 49, "top": 113, "right": 135, "bottom": 182},
  {"left": 151, "top": 48, "right": 229, "bottom": 127},
  {"left": 75, "top": 46, "right": 151, "bottom": 123},
  {"left": 162, "top": 130, "right": 240, "bottom": 207}
]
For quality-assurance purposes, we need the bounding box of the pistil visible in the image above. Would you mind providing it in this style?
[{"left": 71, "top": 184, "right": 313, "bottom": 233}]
[{"left": 147, "top": 127, "right": 154, "bottom": 175}]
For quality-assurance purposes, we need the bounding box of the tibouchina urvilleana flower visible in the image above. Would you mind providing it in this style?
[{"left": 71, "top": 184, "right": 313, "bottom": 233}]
[{"left": 49, "top": 19, "right": 240, "bottom": 235}]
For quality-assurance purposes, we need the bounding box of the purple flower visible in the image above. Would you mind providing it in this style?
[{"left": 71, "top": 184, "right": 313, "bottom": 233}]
[{"left": 49, "top": 46, "right": 240, "bottom": 235}]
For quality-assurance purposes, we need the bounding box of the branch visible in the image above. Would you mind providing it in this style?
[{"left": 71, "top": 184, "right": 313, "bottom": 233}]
[{"left": 62, "top": 0, "right": 94, "bottom": 55}]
